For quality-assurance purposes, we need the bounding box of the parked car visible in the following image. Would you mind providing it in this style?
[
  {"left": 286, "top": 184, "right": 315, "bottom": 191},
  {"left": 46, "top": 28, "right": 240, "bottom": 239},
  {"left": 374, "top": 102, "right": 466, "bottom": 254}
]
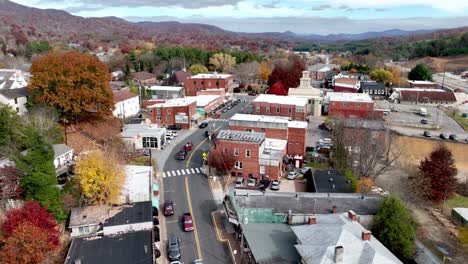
[
  {"left": 175, "top": 150, "right": 187, "bottom": 160},
  {"left": 423, "top": 131, "right": 432, "bottom": 138},
  {"left": 170, "top": 262, "right": 181, "bottom": 264},
  {"left": 167, "top": 234, "right": 181, "bottom": 261},
  {"left": 166, "top": 134, "right": 175, "bottom": 140},
  {"left": 199, "top": 122, "right": 208, "bottom": 129},
  {"left": 318, "top": 123, "right": 332, "bottom": 131},
  {"left": 287, "top": 171, "right": 299, "bottom": 180},
  {"left": 270, "top": 180, "right": 280, "bottom": 191},
  {"left": 168, "top": 124, "right": 182, "bottom": 130},
  {"left": 164, "top": 201, "right": 174, "bottom": 216},
  {"left": 213, "top": 114, "right": 221, "bottom": 119},
  {"left": 247, "top": 178, "right": 256, "bottom": 187},
  {"left": 194, "top": 260, "right": 203, "bottom": 264},
  {"left": 449, "top": 134, "right": 457, "bottom": 141},
  {"left": 258, "top": 179, "right": 270, "bottom": 191},
  {"left": 301, "top": 167, "right": 312, "bottom": 174},
  {"left": 421, "top": 119, "right": 428, "bottom": 124},
  {"left": 440, "top": 133, "right": 449, "bottom": 140},
  {"left": 184, "top": 142, "right": 193, "bottom": 152},
  {"left": 183, "top": 213, "right": 194, "bottom": 232},
  {"left": 235, "top": 177, "right": 244, "bottom": 187},
  {"left": 221, "top": 109, "right": 228, "bottom": 113}
]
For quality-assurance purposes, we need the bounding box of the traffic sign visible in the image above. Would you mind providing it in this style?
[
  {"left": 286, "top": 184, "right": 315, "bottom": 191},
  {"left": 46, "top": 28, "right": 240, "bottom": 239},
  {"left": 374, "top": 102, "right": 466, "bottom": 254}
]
[{"left": 202, "top": 152, "right": 207, "bottom": 160}]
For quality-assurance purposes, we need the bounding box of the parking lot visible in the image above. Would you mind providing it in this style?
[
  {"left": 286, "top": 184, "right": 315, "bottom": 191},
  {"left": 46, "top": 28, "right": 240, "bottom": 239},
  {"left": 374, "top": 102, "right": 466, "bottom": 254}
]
[{"left": 375, "top": 100, "right": 468, "bottom": 140}]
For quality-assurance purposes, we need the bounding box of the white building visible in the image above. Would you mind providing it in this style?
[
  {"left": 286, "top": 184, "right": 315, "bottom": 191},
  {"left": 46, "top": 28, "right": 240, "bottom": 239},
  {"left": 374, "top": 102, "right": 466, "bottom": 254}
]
[
  {"left": 53, "top": 144, "right": 74, "bottom": 176},
  {"left": 120, "top": 165, "right": 152, "bottom": 204},
  {"left": 147, "top": 85, "right": 185, "bottom": 99},
  {"left": 288, "top": 71, "right": 323, "bottom": 116},
  {"left": 0, "top": 69, "right": 28, "bottom": 89},
  {"left": 121, "top": 124, "right": 166, "bottom": 150},
  {"left": 0, "top": 69, "right": 29, "bottom": 115},
  {"left": 113, "top": 89, "right": 140, "bottom": 119}
]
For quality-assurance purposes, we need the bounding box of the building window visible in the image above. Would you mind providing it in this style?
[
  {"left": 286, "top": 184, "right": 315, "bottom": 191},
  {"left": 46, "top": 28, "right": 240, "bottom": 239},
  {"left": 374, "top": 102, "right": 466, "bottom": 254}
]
[
  {"left": 261, "top": 128, "right": 265, "bottom": 132},
  {"left": 356, "top": 102, "right": 361, "bottom": 107},
  {"left": 78, "top": 226, "right": 90, "bottom": 235},
  {"left": 167, "top": 109, "right": 171, "bottom": 114},
  {"left": 157, "top": 108, "right": 161, "bottom": 114},
  {"left": 276, "top": 107, "right": 280, "bottom": 113},
  {"left": 296, "top": 107, "right": 304, "bottom": 113},
  {"left": 157, "top": 116, "right": 161, "bottom": 121},
  {"left": 266, "top": 106, "right": 270, "bottom": 113},
  {"left": 260, "top": 166, "right": 265, "bottom": 174},
  {"left": 235, "top": 161, "right": 243, "bottom": 169},
  {"left": 150, "top": 109, "right": 153, "bottom": 114},
  {"left": 366, "top": 103, "right": 370, "bottom": 108},
  {"left": 166, "top": 116, "right": 170, "bottom": 121},
  {"left": 234, "top": 148, "right": 239, "bottom": 156},
  {"left": 256, "top": 106, "right": 260, "bottom": 113},
  {"left": 14, "top": 98, "right": 18, "bottom": 104},
  {"left": 194, "top": 81, "right": 197, "bottom": 85},
  {"left": 288, "top": 108, "right": 292, "bottom": 113},
  {"left": 143, "top": 137, "right": 158, "bottom": 148},
  {"left": 246, "top": 149, "right": 251, "bottom": 157},
  {"left": 224, "top": 148, "right": 228, "bottom": 153},
  {"left": 341, "top": 102, "right": 346, "bottom": 106},
  {"left": 216, "top": 81, "right": 219, "bottom": 86},
  {"left": 248, "top": 174, "right": 253, "bottom": 178},
  {"left": 201, "top": 81, "right": 204, "bottom": 85}
]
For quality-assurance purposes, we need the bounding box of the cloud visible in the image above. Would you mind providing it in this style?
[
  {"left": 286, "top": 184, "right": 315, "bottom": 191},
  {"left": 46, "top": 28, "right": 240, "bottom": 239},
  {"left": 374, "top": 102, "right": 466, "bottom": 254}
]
[
  {"left": 40, "top": 0, "right": 243, "bottom": 9},
  {"left": 326, "top": 0, "right": 468, "bottom": 13},
  {"left": 310, "top": 4, "right": 332, "bottom": 11},
  {"left": 63, "top": 5, "right": 104, "bottom": 13},
  {"left": 261, "top": 0, "right": 280, "bottom": 9}
]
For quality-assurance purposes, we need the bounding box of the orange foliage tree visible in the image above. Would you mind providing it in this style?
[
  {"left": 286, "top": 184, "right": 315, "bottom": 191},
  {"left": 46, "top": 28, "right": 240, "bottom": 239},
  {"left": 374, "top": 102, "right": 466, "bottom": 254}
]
[
  {"left": 28, "top": 51, "right": 114, "bottom": 119},
  {"left": 0, "top": 223, "right": 55, "bottom": 264},
  {"left": 356, "top": 177, "right": 374, "bottom": 194}
]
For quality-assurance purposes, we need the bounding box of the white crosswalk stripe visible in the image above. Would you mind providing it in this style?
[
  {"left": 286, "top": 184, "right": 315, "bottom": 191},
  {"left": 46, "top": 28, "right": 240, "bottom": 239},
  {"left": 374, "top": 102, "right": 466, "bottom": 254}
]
[
  {"left": 170, "top": 171, "right": 176, "bottom": 177},
  {"left": 176, "top": 170, "right": 181, "bottom": 176},
  {"left": 185, "top": 169, "right": 191, "bottom": 175},
  {"left": 162, "top": 172, "right": 166, "bottom": 178},
  {"left": 162, "top": 167, "right": 203, "bottom": 179},
  {"left": 195, "top": 168, "right": 201, "bottom": 173},
  {"left": 191, "top": 168, "right": 195, "bottom": 174}
]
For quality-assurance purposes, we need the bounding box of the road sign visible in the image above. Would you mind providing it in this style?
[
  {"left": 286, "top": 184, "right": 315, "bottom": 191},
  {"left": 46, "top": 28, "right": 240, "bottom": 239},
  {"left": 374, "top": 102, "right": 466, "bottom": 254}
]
[{"left": 202, "top": 152, "right": 207, "bottom": 160}]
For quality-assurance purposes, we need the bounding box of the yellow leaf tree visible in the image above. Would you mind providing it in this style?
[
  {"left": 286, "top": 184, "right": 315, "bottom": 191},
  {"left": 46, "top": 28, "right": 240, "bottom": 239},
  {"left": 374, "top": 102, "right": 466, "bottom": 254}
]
[
  {"left": 356, "top": 177, "right": 374, "bottom": 194},
  {"left": 75, "top": 150, "right": 125, "bottom": 205},
  {"left": 209, "top": 53, "right": 236, "bottom": 73},
  {"left": 258, "top": 61, "right": 272, "bottom": 81}
]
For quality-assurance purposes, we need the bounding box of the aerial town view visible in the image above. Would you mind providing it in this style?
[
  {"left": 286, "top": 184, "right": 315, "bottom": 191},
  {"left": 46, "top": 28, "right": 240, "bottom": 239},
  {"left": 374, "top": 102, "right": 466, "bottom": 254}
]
[{"left": 0, "top": 0, "right": 468, "bottom": 263}]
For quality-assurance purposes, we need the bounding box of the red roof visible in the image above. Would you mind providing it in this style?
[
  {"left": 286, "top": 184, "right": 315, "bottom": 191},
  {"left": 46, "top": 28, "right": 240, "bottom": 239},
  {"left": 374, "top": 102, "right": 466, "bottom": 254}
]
[
  {"left": 400, "top": 90, "right": 456, "bottom": 102},
  {"left": 113, "top": 90, "right": 139, "bottom": 103},
  {"left": 131, "top": 71, "right": 155, "bottom": 81}
]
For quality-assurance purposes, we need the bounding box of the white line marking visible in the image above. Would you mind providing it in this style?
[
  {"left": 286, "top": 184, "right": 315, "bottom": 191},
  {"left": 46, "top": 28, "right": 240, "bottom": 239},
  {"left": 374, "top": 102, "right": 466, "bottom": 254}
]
[
  {"left": 195, "top": 168, "right": 201, "bottom": 173},
  {"left": 191, "top": 168, "right": 196, "bottom": 174},
  {"left": 162, "top": 172, "right": 166, "bottom": 178},
  {"left": 176, "top": 170, "right": 181, "bottom": 176}
]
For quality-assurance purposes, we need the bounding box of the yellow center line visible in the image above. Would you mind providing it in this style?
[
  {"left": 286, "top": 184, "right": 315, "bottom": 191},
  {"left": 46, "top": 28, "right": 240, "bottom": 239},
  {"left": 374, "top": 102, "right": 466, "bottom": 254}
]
[
  {"left": 185, "top": 176, "right": 203, "bottom": 260},
  {"left": 186, "top": 126, "right": 222, "bottom": 168}
]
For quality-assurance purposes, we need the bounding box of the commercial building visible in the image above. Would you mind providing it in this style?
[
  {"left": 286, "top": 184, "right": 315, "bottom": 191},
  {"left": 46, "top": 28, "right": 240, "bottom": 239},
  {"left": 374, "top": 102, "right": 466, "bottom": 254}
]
[
  {"left": 389, "top": 88, "right": 457, "bottom": 105},
  {"left": 121, "top": 124, "right": 166, "bottom": 150},
  {"left": 288, "top": 71, "right": 323, "bottom": 116},
  {"left": 324, "top": 92, "right": 380, "bottom": 119},
  {"left": 146, "top": 97, "right": 198, "bottom": 129},
  {"left": 184, "top": 72, "right": 235, "bottom": 96},
  {"left": 195, "top": 94, "right": 222, "bottom": 116},
  {"left": 360, "top": 81, "right": 387, "bottom": 99},
  {"left": 308, "top": 63, "right": 341, "bottom": 81},
  {"left": 113, "top": 89, "right": 140, "bottom": 119},
  {"left": 334, "top": 77, "right": 360, "bottom": 93},
  {"left": 408, "top": 80, "right": 439, "bottom": 89},
  {"left": 252, "top": 94, "right": 308, "bottom": 121},
  {"left": 146, "top": 85, "right": 185, "bottom": 100}
]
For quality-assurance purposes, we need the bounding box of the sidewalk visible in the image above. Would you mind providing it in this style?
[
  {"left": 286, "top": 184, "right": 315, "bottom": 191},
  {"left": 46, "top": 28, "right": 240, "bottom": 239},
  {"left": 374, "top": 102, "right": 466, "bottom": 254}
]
[{"left": 211, "top": 210, "right": 242, "bottom": 264}]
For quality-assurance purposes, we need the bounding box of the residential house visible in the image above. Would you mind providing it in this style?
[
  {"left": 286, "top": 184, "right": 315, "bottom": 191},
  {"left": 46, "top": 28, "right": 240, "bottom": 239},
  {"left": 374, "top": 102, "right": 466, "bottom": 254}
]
[
  {"left": 252, "top": 94, "right": 309, "bottom": 121},
  {"left": 0, "top": 69, "right": 28, "bottom": 89},
  {"left": 113, "top": 89, "right": 140, "bottom": 119},
  {"left": 288, "top": 71, "right": 323, "bottom": 116},
  {"left": 53, "top": 144, "right": 74, "bottom": 176},
  {"left": 308, "top": 63, "right": 341, "bottom": 80},
  {"left": 147, "top": 85, "right": 185, "bottom": 99},
  {"left": 184, "top": 73, "right": 235, "bottom": 96},
  {"left": 0, "top": 87, "right": 28, "bottom": 114},
  {"left": 146, "top": 97, "right": 198, "bottom": 128},
  {"left": 121, "top": 124, "right": 166, "bottom": 150},
  {"left": 324, "top": 92, "right": 381, "bottom": 119},
  {"left": 360, "top": 81, "right": 387, "bottom": 99},
  {"left": 132, "top": 71, "right": 157, "bottom": 87},
  {"left": 69, "top": 204, "right": 108, "bottom": 237}
]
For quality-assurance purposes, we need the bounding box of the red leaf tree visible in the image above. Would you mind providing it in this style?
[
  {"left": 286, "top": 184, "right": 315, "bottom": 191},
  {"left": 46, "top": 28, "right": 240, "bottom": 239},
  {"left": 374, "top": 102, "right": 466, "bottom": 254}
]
[
  {"left": 0, "top": 222, "right": 55, "bottom": 264},
  {"left": 1, "top": 201, "right": 60, "bottom": 247},
  {"left": 0, "top": 166, "right": 22, "bottom": 199},
  {"left": 418, "top": 144, "right": 458, "bottom": 203},
  {"left": 207, "top": 147, "right": 236, "bottom": 175},
  {"left": 267, "top": 54, "right": 305, "bottom": 93},
  {"left": 267, "top": 81, "right": 287, "bottom": 96}
]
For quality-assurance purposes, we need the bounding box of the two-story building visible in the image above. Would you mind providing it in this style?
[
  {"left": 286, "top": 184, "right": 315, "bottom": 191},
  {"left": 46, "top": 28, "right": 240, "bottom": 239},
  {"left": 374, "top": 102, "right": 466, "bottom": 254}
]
[
  {"left": 146, "top": 97, "right": 198, "bottom": 129},
  {"left": 360, "top": 81, "right": 386, "bottom": 99},
  {"left": 334, "top": 77, "right": 360, "bottom": 93},
  {"left": 184, "top": 73, "right": 235, "bottom": 96},
  {"left": 113, "top": 89, "right": 140, "bottom": 119},
  {"left": 0, "top": 69, "right": 29, "bottom": 114},
  {"left": 324, "top": 92, "right": 380, "bottom": 119},
  {"left": 288, "top": 71, "right": 323, "bottom": 116},
  {"left": 147, "top": 85, "right": 185, "bottom": 100},
  {"left": 252, "top": 94, "right": 309, "bottom": 121}
]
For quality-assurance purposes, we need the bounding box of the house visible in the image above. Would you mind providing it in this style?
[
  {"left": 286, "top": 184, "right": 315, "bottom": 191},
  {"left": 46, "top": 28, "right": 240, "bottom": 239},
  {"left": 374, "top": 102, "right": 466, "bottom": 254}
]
[
  {"left": 113, "top": 90, "right": 140, "bottom": 119},
  {"left": 408, "top": 80, "right": 439, "bottom": 89},
  {"left": 131, "top": 71, "right": 157, "bottom": 86},
  {"left": 184, "top": 72, "right": 235, "bottom": 96},
  {"left": 162, "top": 69, "right": 191, "bottom": 86},
  {"left": 215, "top": 130, "right": 287, "bottom": 180},
  {"left": 308, "top": 63, "right": 341, "bottom": 80},
  {"left": 229, "top": 114, "right": 308, "bottom": 157},
  {"left": 360, "top": 81, "right": 386, "bottom": 99},
  {"left": 65, "top": 230, "right": 153, "bottom": 264},
  {"left": 0, "top": 87, "right": 28, "bottom": 114},
  {"left": 334, "top": 77, "right": 360, "bottom": 93},
  {"left": 389, "top": 88, "right": 457, "bottom": 105},
  {"left": 121, "top": 124, "right": 166, "bottom": 150},
  {"left": 53, "top": 144, "right": 74, "bottom": 176},
  {"left": 147, "top": 85, "right": 185, "bottom": 99},
  {"left": 252, "top": 94, "right": 309, "bottom": 121},
  {"left": 69, "top": 204, "right": 108, "bottom": 237},
  {"left": 146, "top": 97, "right": 198, "bottom": 129},
  {"left": 324, "top": 92, "right": 381, "bottom": 119},
  {"left": 0, "top": 69, "right": 28, "bottom": 90},
  {"left": 288, "top": 71, "right": 323, "bottom": 116}
]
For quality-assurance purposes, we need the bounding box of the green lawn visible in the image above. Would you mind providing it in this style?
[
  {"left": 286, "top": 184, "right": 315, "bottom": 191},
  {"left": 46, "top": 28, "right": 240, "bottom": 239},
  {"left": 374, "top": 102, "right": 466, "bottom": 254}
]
[
  {"left": 129, "top": 156, "right": 151, "bottom": 166},
  {"left": 446, "top": 194, "right": 468, "bottom": 209},
  {"left": 452, "top": 114, "right": 468, "bottom": 131}
]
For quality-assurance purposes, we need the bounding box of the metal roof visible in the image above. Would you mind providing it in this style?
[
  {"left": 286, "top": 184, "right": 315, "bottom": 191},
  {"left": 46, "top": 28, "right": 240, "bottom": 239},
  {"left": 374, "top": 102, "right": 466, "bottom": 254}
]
[{"left": 217, "top": 130, "right": 265, "bottom": 143}]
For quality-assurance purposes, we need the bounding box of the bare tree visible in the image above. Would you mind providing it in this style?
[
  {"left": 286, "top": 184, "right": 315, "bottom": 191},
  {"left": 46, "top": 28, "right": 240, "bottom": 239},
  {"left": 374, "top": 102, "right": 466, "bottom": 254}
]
[{"left": 234, "top": 61, "right": 260, "bottom": 88}]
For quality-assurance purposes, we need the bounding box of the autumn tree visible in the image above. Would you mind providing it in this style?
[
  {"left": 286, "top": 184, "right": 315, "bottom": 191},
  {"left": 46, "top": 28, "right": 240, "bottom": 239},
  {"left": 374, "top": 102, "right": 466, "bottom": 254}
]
[
  {"left": 370, "top": 68, "right": 393, "bottom": 85},
  {"left": 234, "top": 61, "right": 260, "bottom": 88},
  {"left": 356, "top": 177, "right": 374, "bottom": 194},
  {"left": 188, "top": 64, "right": 209, "bottom": 75},
  {"left": 75, "top": 150, "right": 125, "bottom": 205},
  {"left": 0, "top": 166, "right": 22, "bottom": 199},
  {"left": 209, "top": 53, "right": 236, "bottom": 73},
  {"left": 0, "top": 223, "right": 55, "bottom": 264},
  {"left": 267, "top": 81, "right": 288, "bottom": 96},
  {"left": 389, "top": 66, "right": 401, "bottom": 86},
  {"left": 1, "top": 201, "right": 60, "bottom": 247},
  {"left": 28, "top": 51, "right": 114, "bottom": 119},
  {"left": 418, "top": 144, "right": 458, "bottom": 203},
  {"left": 258, "top": 61, "right": 272, "bottom": 81},
  {"left": 408, "top": 63, "right": 432, "bottom": 81},
  {"left": 207, "top": 147, "right": 236, "bottom": 175},
  {"left": 267, "top": 55, "right": 305, "bottom": 91},
  {"left": 372, "top": 196, "right": 417, "bottom": 261}
]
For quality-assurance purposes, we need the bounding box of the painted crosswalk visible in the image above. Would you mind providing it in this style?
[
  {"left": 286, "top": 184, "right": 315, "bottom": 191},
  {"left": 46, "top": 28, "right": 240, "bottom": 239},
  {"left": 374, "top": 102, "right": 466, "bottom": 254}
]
[{"left": 162, "top": 167, "right": 202, "bottom": 178}]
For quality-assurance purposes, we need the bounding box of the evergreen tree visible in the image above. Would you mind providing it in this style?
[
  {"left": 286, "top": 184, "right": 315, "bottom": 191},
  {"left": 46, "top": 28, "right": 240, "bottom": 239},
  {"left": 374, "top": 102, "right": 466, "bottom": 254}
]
[{"left": 408, "top": 64, "right": 432, "bottom": 81}]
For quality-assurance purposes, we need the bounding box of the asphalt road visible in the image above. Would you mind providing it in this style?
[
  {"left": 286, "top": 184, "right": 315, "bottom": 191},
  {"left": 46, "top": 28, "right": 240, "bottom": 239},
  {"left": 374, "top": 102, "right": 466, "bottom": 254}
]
[{"left": 162, "top": 95, "right": 254, "bottom": 264}]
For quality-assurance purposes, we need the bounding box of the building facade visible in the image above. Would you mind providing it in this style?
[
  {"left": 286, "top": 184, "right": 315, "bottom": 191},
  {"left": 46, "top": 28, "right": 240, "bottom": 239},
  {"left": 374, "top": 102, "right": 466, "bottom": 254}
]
[
  {"left": 146, "top": 97, "right": 198, "bottom": 129},
  {"left": 360, "top": 81, "right": 386, "bottom": 99},
  {"left": 147, "top": 86, "right": 185, "bottom": 100},
  {"left": 408, "top": 80, "right": 439, "bottom": 89},
  {"left": 288, "top": 71, "right": 323, "bottom": 116},
  {"left": 184, "top": 73, "right": 235, "bottom": 96},
  {"left": 113, "top": 90, "right": 141, "bottom": 118},
  {"left": 121, "top": 124, "right": 166, "bottom": 150},
  {"left": 252, "top": 94, "right": 308, "bottom": 121},
  {"left": 325, "top": 92, "right": 379, "bottom": 119}
]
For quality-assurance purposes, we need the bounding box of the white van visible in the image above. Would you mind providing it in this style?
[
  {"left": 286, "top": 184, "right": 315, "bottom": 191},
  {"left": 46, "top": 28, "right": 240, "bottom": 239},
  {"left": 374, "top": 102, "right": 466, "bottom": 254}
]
[{"left": 419, "top": 108, "right": 427, "bottom": 116}]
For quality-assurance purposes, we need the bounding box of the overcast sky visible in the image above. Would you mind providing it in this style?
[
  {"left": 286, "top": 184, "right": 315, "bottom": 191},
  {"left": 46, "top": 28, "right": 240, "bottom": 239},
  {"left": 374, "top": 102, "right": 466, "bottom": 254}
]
[{"left": 13, "top": 0, "right": 468, "bottom": 34}]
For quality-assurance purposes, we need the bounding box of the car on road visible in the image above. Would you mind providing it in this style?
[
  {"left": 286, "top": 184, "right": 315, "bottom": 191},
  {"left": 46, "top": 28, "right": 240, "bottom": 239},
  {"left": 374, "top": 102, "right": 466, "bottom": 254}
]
[
  {"left": 235, "top": 177, "right": 244, "bottom": 187},
  {"left": 184, "top": 142, "right": 193, "bottom": 152},
  {"left": 421, "top": 119, "right": 428, "bottom": 124},
  {"left": 213, "top": 114, "right": 221, "bottom": 119},
  {"left": 167, "top": 234, "right": 181, "bottom": 261},
  {"left": 170, "top": 262, "right": 181, "bottom": 264},
  {"left": 168, "top": 124, "right": 182, "bottom": 130},
  {"left": 258, "top": 179, "right": 270, "bottom": 191},
  {"left": 183, "top": 213, "right": 194, "bottom": 232},
  {"left": 318, "top": 123, "right": 332, "bottom": 131},
  {"left": 164, "top": 201, "right": 174, "bottom": 216},
  {"left": 423, "top": 131, "right": 432, "bottom": 138},
  {"left": 449, "top": 134, "right": 457, "bottom": 141},
  {"left": 194, "top": 260, "right": 203, "bottom": 264},
  {"left": 175, "top": 150, "right": 187, "bottom": 160},
  {"left": 247, "top": 178, "right": 256, "bottom": 187},
  {"left": 287, "top": 171, "right": 299, "bottom": 180},
  {"left": 270, "top": 180, "right": 280, "bottom": 191},
  {"left": 199, "top": 122, "right": 208, "bottom": 129},
  {"left": 440, "top": 133, "right": 449, "bottom": 140},
  {"left": 301, "top": 167, "right": 312, "bottom": 174}
]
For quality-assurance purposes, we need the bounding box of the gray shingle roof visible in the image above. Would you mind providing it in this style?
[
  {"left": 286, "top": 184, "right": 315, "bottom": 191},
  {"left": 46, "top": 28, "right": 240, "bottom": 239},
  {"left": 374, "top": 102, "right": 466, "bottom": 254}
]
[
  {"left": 53, "top": 144, "right": 73, "bottom": 159},
  {"left": 216, "top": 130, "right": 265, "bottom": 143},
  {"left": 0, "top": 87, "right": 28, "bottom": 99}
]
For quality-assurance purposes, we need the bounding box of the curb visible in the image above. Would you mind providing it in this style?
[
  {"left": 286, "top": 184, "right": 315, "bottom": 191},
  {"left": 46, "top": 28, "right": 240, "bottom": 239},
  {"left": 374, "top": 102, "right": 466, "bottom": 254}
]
[{"left": 211, "top": 211, "right": 238, "bottom": 264}]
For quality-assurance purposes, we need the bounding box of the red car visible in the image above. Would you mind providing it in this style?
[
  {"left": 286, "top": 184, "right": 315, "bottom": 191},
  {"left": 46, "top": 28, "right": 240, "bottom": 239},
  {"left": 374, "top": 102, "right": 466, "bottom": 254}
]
[
  {"left": 183, "top": 213, "right": 194, "bottom": 232},
  {"left": 164, "top": 201, "right": 174, "bottom": 216},
  {"left": 184, "top": 142, "right": 193, "bottom": 152},
  {"left": 212, "top": 114, "right": 221, "bottom": 119}
]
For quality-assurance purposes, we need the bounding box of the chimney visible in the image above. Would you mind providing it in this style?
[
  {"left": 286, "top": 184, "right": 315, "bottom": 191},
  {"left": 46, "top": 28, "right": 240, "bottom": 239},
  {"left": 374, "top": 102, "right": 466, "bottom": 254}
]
[
  {"left": 348, "top": 210, "right": 357, "bottom": 221},
  {"left": 334, "top": 246, "right": 344, "bottom": 263},
  {"left": 332, "top": 206, "right": 337, "bottom": 214},
  {"left": 308, "top": 215, "right": 317, "bottom": 225},
  {"left": 362, "top": 230, "right": 372, "bottom": 241}
]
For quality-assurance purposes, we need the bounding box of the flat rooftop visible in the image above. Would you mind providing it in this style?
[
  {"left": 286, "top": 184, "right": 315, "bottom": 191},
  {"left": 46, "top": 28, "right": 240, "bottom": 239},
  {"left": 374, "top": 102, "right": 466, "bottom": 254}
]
[
  {"left": 253, "top": 94, "right": 308, "bottom": 106},
  {"left": 190, "top": 73, "right": 232, "bottom": 79},
  {"left": 104, "top": 201, "right": 152, "bottom": 227},
  {"left": 121, "top": 124, "right": 166, "bottom": 137},
  {"left": 195, "top": 95, "right": 221, "bottom": 107},
  {"left": 65, "top": 230, "right": 153, "bottom": 264},
  {"left": 147, "top": 85, "right": 183, "bottom": 91},
  {"left": 229, "top": 114, "right": 308, "bottom": 130},
  {"left": 260, "top": 138, "right": 287, "bottom": 161},
  {"left": 217, "top": 130, "right": 265, "bottom": 143},
  {"left": 327, "top": 92, "right": 373, "bottom": 103},
  {"left": 69, "top": 205, "right": 109, "bottom": 227},
  {"left": 312, "top": 170, "right": 353, "bottom": 193},
  {"left": 147, "top": 97, "right": 196, "bottom": 108},
  {"left": 119, "top": 165, "right": 152, "bottom": 204},
  {"left": 408, "top": 80, "right": 436, "bottom": 85}
]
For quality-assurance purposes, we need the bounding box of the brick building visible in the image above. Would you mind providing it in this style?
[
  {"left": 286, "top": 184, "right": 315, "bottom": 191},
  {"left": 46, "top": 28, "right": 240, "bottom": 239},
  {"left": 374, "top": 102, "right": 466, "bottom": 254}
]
[
  {"left": 184, "top": 73, "right": 235, "bottom": 96},
  {"left": 333, "top": 77, "right": 360, "bottom": 93},
  {"left": 252, "top": 94, "right": 308, "bottom": 121},
  {"left": 228, "top": 114, "right": 307, "bottom": 157},
  {"left": 408, "top": 80, "right": 439, "bottom": 89},
  {"left": 146, "top": 97, "right": 197, "bottom": 129},
  {"left": 325, "top": 92, "right": 381, "bottom": 119},
  {"left": 215, "top": 130, "right": 286, "bottom": 180}
]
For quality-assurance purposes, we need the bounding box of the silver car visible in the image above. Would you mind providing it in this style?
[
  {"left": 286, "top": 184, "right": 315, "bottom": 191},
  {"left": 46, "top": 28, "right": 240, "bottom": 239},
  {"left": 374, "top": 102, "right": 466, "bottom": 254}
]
[
  {"left": 270, "top": 180, "right": 280, "bottom": 191},
  {"left": 287, "top": 171, "right": 299, "bottom": 180}
]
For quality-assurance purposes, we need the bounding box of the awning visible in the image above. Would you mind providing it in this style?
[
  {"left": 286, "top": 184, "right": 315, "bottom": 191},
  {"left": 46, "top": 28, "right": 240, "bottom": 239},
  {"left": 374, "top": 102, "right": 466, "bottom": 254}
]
[
  {"left": 222, "top": 99, "right": 228, "bottom": 104},
  {"left": 152, "top": 196, "right": 159, "bottom": 210},
  {"left": 191, "top": 113, "right": 201, "bottom": 120}
]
